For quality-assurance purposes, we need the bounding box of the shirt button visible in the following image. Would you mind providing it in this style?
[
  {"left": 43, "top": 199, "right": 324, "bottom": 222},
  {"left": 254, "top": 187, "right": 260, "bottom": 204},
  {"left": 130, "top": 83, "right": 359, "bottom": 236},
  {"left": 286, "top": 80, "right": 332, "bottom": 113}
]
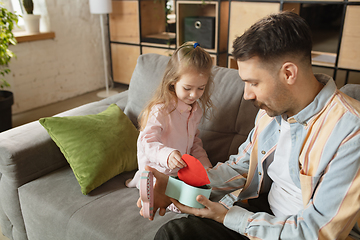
[
  {"left": 261, "top": 150, "right": 266, "bottom": 154},
  {"left": 258, "top": 172, "right": 262, "bottom": 175}
]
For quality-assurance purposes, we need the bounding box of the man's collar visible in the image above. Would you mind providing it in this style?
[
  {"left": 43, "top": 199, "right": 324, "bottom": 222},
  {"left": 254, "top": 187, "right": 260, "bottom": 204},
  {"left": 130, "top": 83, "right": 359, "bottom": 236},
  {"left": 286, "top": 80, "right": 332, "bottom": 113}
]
[{"left": 281, "top": 74, "right": 336, "bottom": 125}]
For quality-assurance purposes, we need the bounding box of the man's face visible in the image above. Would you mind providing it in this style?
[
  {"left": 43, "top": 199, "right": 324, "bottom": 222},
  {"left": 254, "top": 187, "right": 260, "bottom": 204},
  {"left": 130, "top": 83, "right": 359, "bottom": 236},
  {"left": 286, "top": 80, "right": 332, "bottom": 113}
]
[{"left": 237, "top": 57, "right": 294, "bottom": 117}]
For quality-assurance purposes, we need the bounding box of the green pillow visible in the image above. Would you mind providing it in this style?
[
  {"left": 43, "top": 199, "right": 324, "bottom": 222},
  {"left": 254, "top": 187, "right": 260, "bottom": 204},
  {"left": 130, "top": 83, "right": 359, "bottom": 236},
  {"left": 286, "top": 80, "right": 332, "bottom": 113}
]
[{"left": 39, "top": 104, "right": 139, "bottom": 195}]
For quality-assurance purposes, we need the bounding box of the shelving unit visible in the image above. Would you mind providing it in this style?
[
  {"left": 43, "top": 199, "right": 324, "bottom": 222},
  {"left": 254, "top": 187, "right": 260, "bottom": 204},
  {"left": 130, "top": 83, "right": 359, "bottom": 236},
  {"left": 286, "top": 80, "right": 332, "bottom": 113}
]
[
  {"left": 226, "top": 0, "right": 360, "bottom": 86},
  {"left": 108, "top": 0, "right": 360, "bottom": 86},
  {"left": 108, "top": 0, "right": 176, "bottom": 84},
  {"left": 176, "top": 0, "right": 229, "bottom": 66},
  {"left": 338, "top": 5, "right": 360, "bottom": 70}
]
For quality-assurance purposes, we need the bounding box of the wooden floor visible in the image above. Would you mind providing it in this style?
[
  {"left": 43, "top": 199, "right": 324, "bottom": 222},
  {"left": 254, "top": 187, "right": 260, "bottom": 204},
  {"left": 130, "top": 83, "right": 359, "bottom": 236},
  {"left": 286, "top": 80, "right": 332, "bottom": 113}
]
[
  {"left": 0, "top": 226, "right": 9, "bottom": 240},
  {"left": 12, "top": 85, "right": 128, "bottom": 128}
]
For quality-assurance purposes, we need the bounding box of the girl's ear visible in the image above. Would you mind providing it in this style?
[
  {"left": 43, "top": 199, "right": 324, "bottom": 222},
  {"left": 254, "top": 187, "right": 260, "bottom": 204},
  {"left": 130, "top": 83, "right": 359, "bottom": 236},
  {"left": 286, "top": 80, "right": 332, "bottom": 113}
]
[
  {"left": 280, "top": 62, "right": 298, "bottom": 85},
  {"left": 169, "top": 82, "right": 176, "bottom": 92}
]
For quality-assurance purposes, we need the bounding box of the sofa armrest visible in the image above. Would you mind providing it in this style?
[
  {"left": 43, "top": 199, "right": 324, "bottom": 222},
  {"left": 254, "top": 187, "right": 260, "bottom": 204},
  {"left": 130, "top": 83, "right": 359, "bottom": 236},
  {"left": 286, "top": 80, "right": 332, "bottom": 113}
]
[
  {"left": 0, "top": 121, "right": 67, "bottom": 188},
  {"left": 0, "top": 120, "right": 66, "bottom": 239},
  {"left": 340, "top": 84, "right": 360, "bottom": 102},
  {"left": 0, "top": 90, "right": 129, "bottom": 188},
  {"left": 101, "top": 90, "right": 128, "bottom": 111}
]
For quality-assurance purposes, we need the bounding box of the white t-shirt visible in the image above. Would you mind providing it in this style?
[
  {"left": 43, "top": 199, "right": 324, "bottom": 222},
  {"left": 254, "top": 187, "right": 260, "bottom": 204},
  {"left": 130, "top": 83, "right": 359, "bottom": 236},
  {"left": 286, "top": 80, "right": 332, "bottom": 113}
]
[{"left": 267, "top": 117, "right": 303, "bottom": 217}]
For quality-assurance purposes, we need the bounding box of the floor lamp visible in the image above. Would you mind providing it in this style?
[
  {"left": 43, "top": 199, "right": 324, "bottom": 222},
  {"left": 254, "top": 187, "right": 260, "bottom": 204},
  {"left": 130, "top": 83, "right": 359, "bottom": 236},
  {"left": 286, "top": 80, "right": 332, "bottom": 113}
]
[{"left": 89, "top": 0, "right": 118, "bottom": 98}]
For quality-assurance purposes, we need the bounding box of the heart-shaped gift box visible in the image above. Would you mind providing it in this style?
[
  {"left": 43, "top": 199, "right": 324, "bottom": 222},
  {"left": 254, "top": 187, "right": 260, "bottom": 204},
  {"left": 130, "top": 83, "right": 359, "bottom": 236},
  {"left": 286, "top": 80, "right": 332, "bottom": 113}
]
[{"left": 165, "top": 154, "right": 211, "bottom": 208}]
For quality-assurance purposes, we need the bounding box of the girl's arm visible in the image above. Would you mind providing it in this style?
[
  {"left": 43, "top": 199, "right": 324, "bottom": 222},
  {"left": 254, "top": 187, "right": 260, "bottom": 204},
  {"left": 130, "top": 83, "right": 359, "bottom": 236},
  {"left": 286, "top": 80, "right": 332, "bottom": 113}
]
[{"left": 139, "top": 110, "right": 176, "bottom": 169}]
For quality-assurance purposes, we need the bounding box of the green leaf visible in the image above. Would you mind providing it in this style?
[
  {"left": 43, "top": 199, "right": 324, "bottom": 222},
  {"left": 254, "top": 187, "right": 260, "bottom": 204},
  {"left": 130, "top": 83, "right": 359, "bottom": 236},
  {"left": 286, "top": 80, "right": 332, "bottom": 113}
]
[{"left": 0, "top": 2, "right": 19, "bottom": 88}]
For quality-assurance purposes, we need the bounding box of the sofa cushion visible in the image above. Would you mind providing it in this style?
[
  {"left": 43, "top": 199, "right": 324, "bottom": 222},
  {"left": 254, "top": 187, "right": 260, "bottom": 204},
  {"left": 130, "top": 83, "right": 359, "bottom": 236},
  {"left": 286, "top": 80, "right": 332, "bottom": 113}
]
[
  {"left": 124, "top": 54, "right": 170, "bottom": 126},
  {"left": 198, "top": 66, "right": 258, "bottom": 165},
  {"left": 340, "top": 84, "right": 360, "bottom": 101},
  {"left": 39, "top": 104, "right": 139, "bottom": 194},
  {"left": 19, "top": 166, "right": 185, "bottom": 240}
]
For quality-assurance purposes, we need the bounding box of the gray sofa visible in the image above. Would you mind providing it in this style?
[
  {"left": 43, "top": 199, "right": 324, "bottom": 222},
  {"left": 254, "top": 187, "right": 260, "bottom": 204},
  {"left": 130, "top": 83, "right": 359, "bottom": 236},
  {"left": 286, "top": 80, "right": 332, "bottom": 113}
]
[{"left": 0, "top": 53, "right": 358, "bottom": 240}]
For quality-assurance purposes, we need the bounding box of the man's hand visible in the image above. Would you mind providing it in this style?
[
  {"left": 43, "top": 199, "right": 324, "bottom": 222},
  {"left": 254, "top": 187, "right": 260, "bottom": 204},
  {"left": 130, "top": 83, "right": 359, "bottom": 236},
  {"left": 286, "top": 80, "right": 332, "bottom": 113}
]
[
  {"left": 171, "top": 195, "right": 229, "bottom": 224},
  {"left": 167, "top": 150, "right": 187, "bottom": 169},
  {"left": 137, "top": 166, "right": 172, "bottom": 220}
]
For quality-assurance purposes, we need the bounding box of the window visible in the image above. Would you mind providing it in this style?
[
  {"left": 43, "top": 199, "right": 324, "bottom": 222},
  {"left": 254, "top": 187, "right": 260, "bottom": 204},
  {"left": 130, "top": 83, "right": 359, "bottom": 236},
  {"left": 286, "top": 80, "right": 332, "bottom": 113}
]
[
  {"left": 2, "top": 0, "right": 24, "bottom": 28},
  {"left": 3, "top": 0, "right": 55, "bottom": 42},
  {"left": 10, "top": 0, "right": 24, "bottom": 27}
]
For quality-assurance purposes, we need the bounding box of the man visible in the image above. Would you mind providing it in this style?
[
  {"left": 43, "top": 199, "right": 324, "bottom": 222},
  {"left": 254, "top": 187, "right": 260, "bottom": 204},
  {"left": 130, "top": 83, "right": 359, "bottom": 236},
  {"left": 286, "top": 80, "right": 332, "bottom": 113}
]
[{"left": 138, "top": 11, "right": 360, "bottom": 239}]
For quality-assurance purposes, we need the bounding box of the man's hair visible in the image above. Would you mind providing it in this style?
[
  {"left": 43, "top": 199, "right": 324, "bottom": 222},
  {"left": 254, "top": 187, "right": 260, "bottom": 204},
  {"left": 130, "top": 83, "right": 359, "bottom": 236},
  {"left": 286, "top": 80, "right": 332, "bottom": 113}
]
[{"left": 232, "top": 11, "right": 313, "bottom": 65}]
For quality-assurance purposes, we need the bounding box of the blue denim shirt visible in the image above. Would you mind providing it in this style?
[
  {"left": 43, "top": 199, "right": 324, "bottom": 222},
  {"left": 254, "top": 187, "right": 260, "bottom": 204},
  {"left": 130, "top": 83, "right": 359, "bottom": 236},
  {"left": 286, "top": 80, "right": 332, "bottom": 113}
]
[{"left": 208, "top": 74, "right": 360, "bottom": 239}]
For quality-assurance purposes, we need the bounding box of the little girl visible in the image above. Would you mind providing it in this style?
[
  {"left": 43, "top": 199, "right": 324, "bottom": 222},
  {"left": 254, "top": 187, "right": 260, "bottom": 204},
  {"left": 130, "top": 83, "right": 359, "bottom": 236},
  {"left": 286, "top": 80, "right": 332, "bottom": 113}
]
[{"left": 126, "top": 42, "right": 213, "bottom": 188}]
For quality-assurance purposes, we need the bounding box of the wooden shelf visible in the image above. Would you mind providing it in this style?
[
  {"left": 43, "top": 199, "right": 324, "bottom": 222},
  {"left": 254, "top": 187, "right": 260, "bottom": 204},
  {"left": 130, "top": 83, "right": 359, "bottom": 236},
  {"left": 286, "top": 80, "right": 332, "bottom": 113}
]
[
  {"left": 142, "top": 46, "right": 174, "bottom": 56},
  {"left": 311, "top": 51, "right": 337, "bottom": 67},
  {"left": 228, "top": 2, "right": 281, "bottom": 54},
  {"left": 141, "top": 43, "right": 176, "bottom": 50},
  {"left": 109, "top": 0, "right": 360, "bottom": 85},
  {"left": 229, "top": 51, "right": 338, "bottom": 69},
  {"left": 140, "top": 0, "right": 166, "bottom": 39},
  {"left": 338, "top": 5, "right": 360, "bottom": 70},
  {"left": 142, "top": 32, "right": 176, "bottom": 45},
  {"left": 177, "top": 1, "right": 217, "bottom": 52},
  {"left": 228, "top": 56, "right": 237, "bottom": 69},
  {"left": 111, "top": 44, "right": 140, "bottom": 84},
  {"left": 109, "top": 0, "right": 170, "bottom": 84},
  {"left": 177, "top": 1, "right": 229, "bottom": 52},
  {"left": 226, "top": 1, "right": 360, "bottom": 84},
  {"left": 176, "top": 0, "right": 229, "bottom": 66},
  {"left": 109, "top": 1, "right": 140, "bottom": 44},
  {"left": 228, "top": 2, "right": 299, "bottom": 54},
  {"left": 14, "top": 31, "right": 55, "bottom": 43}
]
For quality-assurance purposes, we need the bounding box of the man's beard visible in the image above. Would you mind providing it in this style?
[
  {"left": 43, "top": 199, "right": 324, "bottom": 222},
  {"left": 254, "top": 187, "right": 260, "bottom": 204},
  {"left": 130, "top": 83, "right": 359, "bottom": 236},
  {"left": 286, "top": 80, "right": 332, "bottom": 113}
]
[
  {"left": 251, "top": 100, "right": 280, "bottom": 117},
  {"left": 251, "top": 100, "right": 261, "bottom": 109}
]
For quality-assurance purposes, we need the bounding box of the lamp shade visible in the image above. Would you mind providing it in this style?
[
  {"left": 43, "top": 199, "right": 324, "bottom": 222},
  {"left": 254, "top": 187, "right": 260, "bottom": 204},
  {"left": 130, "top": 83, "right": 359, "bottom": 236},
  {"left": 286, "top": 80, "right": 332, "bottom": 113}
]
[{"left": 89, "top": 0, "right": 112, "bottom": 14}]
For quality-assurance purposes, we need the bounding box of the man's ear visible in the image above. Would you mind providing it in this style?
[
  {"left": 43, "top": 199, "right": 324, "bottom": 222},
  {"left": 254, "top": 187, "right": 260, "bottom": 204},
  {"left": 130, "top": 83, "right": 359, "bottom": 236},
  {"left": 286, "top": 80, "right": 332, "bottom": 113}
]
[{"left": 281, "top": 62, "right": 298, "bottom": 85}]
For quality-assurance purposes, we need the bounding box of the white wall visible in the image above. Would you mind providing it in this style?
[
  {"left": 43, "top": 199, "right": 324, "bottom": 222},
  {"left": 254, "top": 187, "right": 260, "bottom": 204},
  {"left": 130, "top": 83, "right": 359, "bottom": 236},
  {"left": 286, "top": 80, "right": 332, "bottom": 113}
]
[{"left": 8, "top": 0, "right": 110, "bottom": 114}]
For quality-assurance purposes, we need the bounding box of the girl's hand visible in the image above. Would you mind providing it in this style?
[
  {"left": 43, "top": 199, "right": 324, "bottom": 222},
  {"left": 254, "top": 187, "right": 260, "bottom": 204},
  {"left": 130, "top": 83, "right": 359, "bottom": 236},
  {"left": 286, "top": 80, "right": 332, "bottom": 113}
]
[{"left": 168, "top": 150, "right": 187, "bottom": 169}]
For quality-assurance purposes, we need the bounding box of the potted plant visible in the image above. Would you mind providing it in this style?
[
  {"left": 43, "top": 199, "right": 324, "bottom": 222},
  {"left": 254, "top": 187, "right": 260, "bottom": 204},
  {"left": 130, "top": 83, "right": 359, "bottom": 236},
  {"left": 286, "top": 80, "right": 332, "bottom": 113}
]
[
  {"left": 22, "top": 0, "right": 40, "bottom": 33},
  {"left": 0, "top": 2, "right": 18, "bottom": 132}
]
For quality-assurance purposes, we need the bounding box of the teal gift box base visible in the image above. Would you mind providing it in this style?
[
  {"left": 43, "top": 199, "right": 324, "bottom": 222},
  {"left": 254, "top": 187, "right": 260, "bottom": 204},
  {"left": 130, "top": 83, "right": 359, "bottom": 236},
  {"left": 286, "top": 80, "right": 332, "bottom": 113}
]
[{"left": 165, "top": 176, "right": 212, "bottom": 209}]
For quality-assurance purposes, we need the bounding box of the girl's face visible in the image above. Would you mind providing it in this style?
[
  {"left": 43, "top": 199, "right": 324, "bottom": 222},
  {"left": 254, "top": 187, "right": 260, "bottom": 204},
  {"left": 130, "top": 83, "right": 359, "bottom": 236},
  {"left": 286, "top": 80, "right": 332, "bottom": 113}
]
[{"left": 174, "top": 69, "right": 209, "bottom": 106}]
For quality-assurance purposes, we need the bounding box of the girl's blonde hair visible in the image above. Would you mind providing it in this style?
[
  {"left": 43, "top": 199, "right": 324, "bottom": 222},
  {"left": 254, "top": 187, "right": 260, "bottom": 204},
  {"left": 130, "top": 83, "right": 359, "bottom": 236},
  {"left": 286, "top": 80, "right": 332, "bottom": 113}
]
[{"left": 138, "top": 42, "right": 214, "bottom": 131}]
